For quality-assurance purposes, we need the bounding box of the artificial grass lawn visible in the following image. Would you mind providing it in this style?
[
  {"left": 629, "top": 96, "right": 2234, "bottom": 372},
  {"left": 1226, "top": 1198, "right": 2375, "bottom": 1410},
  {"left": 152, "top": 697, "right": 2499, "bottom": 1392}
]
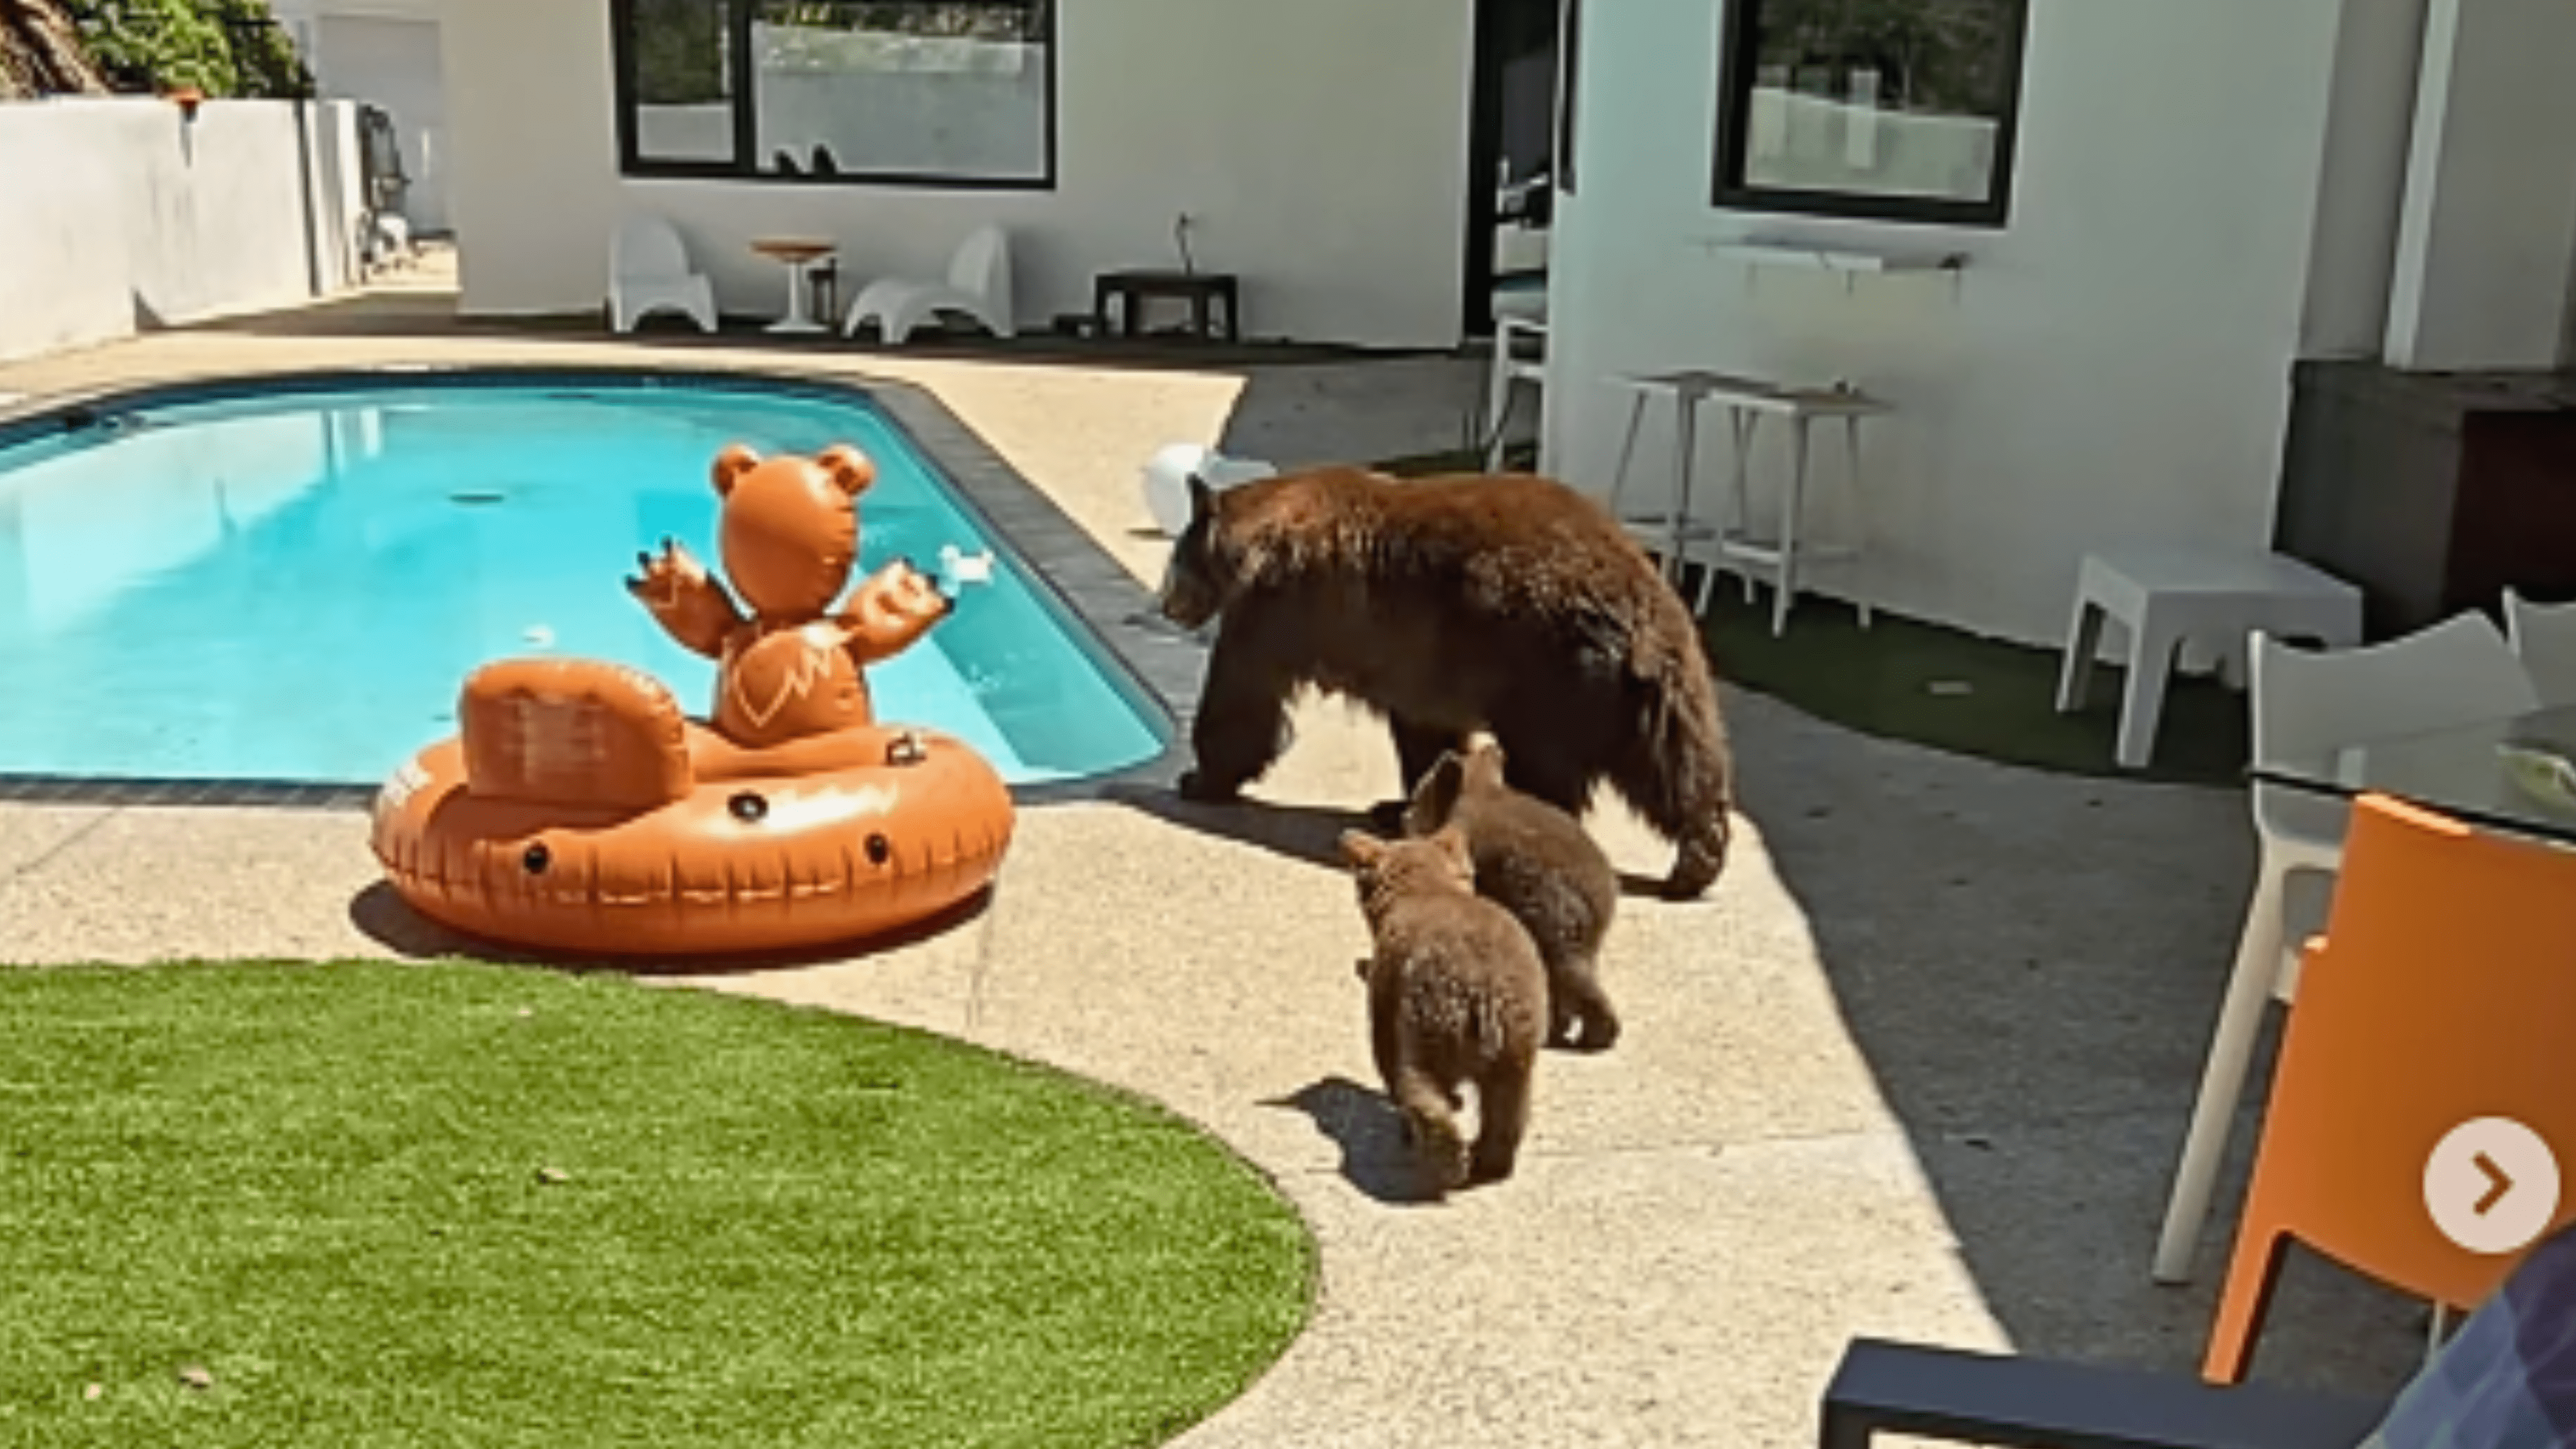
[
  {"left": 1694, "top": 580, "right": 2251, "bottom": 786},
  {"left": 0, "top": 960, "right": 1313, "bottom": 1448}
]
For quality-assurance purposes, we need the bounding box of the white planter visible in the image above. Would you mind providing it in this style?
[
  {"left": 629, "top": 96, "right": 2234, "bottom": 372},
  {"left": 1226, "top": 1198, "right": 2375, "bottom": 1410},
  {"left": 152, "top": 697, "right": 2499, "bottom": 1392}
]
[{"left": 1141, "top": 443, "right": 1279, "bottom": 538}]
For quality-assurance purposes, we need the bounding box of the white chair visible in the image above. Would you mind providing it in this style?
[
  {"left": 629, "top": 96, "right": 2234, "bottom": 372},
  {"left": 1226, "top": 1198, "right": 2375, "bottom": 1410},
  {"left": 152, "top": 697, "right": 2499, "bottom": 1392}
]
[
  {"left": 2502, "top": 587, "right": 2576, "bottom": 707},
  {"left": 607, "top": 216, "right": 717, "bottom": 334},
  {"left": 841, "top": 225, "right": 1017, "bottom": 345},
  {"left": 2152, "top": 611, "right": 2541, "bottom": 1284},
  {"left": 1482, "top": 311, "right": 1547, "bottom": 471}
]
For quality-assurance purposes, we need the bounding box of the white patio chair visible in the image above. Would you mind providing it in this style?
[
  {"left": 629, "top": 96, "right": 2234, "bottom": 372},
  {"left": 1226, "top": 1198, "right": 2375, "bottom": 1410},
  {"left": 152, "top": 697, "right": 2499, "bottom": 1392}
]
[
  {"left": 1482, "top": 310, "right": 1547, "bottom": 471},
  {"left": 841, "top": 225, "right": 1016, "bottom": 345},
  {"left": 2501, "top": 587, "right": 2576, "bottom": 708},
  {"left": 608, "top": 215, "right": 717, "bottom": 334},
  {"left": 2152, "top": 610, "right": 2539, "bottom": 1284}
]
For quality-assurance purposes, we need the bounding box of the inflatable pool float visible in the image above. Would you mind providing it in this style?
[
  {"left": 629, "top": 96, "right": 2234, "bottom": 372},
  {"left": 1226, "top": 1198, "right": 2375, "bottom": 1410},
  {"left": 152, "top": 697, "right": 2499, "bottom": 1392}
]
[{"left": 369, "top": 442, "right": 1016, "bottom": 957}]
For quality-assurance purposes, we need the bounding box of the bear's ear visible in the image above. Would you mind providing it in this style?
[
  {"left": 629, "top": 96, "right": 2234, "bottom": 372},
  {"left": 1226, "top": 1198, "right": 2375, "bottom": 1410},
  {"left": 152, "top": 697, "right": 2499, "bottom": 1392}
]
[
  {"left": 712, "top": 444, "right": 761, "bottom": 497},
  {"left": 1427, "top": 824, "right": 1473, "bottom": 874},
  {"left": 817, "top": 444, "right": 878, "bottom": 498},
  {"left": 1466, "top": 740, "right": 1508, "bottom": 788},
  {"left": 1410, "top": 753, "right": 1464, "bottom": 826},
  {"left": 1337, "top": 829, "right": 1385, "bottom": 869}
]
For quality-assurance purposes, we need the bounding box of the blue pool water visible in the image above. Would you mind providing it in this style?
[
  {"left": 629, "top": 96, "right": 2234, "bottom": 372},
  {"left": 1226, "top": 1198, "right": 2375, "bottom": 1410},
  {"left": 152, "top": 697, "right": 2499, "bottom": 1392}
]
[{"left": 0, "top": 375, "right": 1170, "bottom": 787}]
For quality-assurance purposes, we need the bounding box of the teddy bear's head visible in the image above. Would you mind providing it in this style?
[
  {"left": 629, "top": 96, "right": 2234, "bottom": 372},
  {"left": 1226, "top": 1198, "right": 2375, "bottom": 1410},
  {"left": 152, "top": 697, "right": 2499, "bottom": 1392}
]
[{"left": 708, "top": 442, "right": 878, "bottom": 616}]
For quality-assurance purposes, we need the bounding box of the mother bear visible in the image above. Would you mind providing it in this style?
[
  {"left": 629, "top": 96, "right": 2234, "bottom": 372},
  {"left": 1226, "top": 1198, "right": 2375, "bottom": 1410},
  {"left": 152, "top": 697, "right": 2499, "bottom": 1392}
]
[{"left": 1155, "top": 465, "right": 1735, "bottom": 900}]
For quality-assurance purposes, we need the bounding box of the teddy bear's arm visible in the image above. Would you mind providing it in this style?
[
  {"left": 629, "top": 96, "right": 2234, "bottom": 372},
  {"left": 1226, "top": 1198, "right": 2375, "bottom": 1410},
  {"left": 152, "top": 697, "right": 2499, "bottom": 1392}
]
[
  {"left": 625, "top": 537, "right": 747, "bottom": 659},
  {"left": 836, "top": 558, "right": 954, "bottom": 664}
]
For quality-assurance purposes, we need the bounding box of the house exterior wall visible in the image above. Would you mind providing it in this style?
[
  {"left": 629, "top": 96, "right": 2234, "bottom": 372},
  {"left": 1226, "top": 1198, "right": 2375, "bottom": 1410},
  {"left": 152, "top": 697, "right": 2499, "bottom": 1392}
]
[
  {"left": 0, "top": 98, "right": 366, "bottom": 366},
  {"left": 2382, "top": 0, "right": 2576, "bottom": 372},
  {"left": 270, "top": 0, "right": 451, "bottom": 234},
  {"left": 1542, "top": 0, "right": 2424, "bottom": 649},
  {"left": 438, "top": 0, "right": 1478, "bottom": 350},
  {"left": 311, "top": 13, "right": 451, "bottom": 234}
]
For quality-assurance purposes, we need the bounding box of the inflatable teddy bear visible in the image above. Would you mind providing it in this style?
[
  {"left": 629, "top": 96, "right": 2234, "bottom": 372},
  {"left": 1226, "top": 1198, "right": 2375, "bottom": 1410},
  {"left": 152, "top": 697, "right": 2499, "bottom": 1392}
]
[{"left": 625, "top": 442, "right": 952, "bottom": 749}]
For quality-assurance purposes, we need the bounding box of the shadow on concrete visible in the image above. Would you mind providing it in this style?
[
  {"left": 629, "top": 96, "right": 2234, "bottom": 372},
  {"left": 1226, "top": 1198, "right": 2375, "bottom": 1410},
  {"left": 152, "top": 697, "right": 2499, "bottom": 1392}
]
[
  {"left": 171, "top": 284, "right": 1496, "bottom": 477},
  {"left": 1096, "top": 781, "right": 1380, "bottom": 876},
  {"left": 1101, "top": 775, "right": 1686, "bottom": 904},
  {"left": 185, "top": 286, "right": 1417, "bottom": 369},
  {"left": 1719, "top": 683, "right": 2430, "bottom": 1401},
  {"left": 1263, "top": 1074, "right": 1448, "bottom": 1208},
  {"left": 345, "top": 879, "right": 994, "bottom": 977}
]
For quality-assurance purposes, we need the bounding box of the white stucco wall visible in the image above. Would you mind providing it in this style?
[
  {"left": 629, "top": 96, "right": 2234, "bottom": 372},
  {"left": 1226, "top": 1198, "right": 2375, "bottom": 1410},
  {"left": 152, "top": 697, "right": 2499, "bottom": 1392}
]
[
  {"left": 1542, "top": 0, "right": 2420, "bottom": 648},
  {"left": 437, "top": 0, "right": 1476, "bottom": 349},
  {"left": 2383, "top": 0, "right": 2576, "bottom": 372},
  {"left": 0, "top": 98, "right": 367, "bottom": 366}
]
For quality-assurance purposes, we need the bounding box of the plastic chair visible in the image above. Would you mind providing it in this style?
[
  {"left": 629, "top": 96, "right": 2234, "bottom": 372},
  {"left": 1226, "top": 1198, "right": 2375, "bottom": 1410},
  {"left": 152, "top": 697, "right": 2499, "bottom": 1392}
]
[
  {"left": 608, "top": 216, "right": 717, "bottom": 334},
  {"left": 841, "top": 225, "right": 1017, "bottom": 345},
  {"left": 2202, "top": 791, "right": 2576, "bottom": 1384},
  {"left": 2501, "top": 587, "right": 2576, "bottom": 708},
  {"left": 2154, "top": 611, "right": 2541, "bottom": 1284},
  {"left": 1482, "top": 310, "right": 1546, "bottom": 470}
]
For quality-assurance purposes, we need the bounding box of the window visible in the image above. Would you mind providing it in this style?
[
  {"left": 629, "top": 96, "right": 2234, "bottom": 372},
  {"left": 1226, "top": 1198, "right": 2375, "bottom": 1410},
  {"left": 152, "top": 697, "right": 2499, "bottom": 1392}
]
[
  {"left": 1712, "top": 0, "right": 2029, "bottom": 227},
  {"left": 611, "top": 0, "right": 1057, "bottom": 188}
]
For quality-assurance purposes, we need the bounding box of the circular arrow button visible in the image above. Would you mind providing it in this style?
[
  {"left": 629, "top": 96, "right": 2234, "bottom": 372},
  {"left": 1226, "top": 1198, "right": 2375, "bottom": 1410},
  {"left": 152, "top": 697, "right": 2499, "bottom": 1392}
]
[{"left": 2425, "top": 1118, "right": 2560, "bottom": 1256}]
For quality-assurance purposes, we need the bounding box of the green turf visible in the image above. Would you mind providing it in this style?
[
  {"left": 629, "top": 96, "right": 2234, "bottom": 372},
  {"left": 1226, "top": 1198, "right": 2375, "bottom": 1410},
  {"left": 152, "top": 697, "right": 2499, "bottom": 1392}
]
[
  {"left": 1692, "top": 578, "right": 2250, "bottom": 786},
  {"left": 0, "top": 960, "right": 1313, "bottom": 1449}
]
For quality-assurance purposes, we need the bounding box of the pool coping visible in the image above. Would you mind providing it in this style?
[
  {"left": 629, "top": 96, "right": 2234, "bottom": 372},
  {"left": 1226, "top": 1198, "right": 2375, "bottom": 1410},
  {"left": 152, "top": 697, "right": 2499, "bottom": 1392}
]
[{"left": 0, "top": 362, "right": 1208, "bottom": 811}]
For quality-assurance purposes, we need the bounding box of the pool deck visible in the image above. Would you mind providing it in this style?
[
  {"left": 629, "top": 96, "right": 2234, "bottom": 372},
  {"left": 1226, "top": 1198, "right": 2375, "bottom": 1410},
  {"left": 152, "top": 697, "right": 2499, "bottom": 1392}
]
[{"left": 0, "top": 276, "right": 2427, "bottom": 1444}]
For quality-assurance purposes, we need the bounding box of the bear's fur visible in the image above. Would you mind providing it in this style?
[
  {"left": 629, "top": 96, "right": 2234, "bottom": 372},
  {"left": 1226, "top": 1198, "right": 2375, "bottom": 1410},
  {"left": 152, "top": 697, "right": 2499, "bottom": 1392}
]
[
  {"left": 1341, "top": 826, "right": 1549, "bottom": 1195},
  {"left": 1405, "top": 739, "right": 1621, "bottom": 1052},
  {"left": 1160, "top": 466, "right": 1734, "bottom": 899}
]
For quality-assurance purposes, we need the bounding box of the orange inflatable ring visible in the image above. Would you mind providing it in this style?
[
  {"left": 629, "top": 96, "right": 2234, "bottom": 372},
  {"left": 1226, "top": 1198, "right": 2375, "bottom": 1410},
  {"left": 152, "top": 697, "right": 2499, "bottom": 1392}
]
[{"left": 370, "top": 658, "right": 1014, "bottom": 956}]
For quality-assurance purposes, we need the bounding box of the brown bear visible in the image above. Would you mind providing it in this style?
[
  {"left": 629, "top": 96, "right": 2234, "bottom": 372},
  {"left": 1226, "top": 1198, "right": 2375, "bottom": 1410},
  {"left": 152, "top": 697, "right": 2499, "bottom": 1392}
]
[
  {"left": 1341, "top": 826, "right": 1548, "bottom": 1196},
  {"left": 1405, "top": 739, "right": 1621, "bottom": 1052},
  {"left": 1159, "top": 465, "right": 1734, "bottom": 900},
  {"left": 625, "top": 442, "right": 952, "bottom": 749}
]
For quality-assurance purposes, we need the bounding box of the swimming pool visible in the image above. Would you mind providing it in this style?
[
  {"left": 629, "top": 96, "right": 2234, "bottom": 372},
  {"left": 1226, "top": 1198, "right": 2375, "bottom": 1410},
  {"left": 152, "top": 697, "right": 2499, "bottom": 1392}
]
[{"left": 0, "top": 372, "right": 1173, "bottom": 790}]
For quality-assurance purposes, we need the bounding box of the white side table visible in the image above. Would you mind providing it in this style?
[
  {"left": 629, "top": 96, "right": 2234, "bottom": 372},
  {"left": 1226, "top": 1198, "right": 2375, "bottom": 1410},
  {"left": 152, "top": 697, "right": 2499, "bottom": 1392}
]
[
  {"left": 1604, "top": 370, "right": 1893, "bottom": 635},
  {"left": 752, "top": 237, "right": 837, "bottom": 336},
  {"left": 2054, "top": 546, "right": 2365, "bottom": 770}
]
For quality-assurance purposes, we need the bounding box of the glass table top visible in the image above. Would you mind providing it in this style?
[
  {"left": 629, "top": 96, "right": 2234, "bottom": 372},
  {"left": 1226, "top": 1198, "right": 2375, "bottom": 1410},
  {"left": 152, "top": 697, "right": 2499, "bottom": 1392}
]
[{"left": 2253, "top": 704, "right": 2576, "bottom": 845}]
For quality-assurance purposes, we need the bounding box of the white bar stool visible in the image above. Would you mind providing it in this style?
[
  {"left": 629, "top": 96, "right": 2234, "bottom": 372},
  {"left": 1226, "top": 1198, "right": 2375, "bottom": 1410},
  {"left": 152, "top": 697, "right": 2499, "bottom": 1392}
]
[
  {"left": 1484, "top": 312, "right": 1549, "bottom": 471},
  {"left": 1605, "top": 370, "right": 1893, "bottom": 634}
]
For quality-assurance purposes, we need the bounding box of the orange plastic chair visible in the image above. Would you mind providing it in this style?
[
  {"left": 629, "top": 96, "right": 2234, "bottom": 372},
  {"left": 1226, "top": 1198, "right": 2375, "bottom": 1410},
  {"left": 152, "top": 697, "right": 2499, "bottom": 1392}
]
[{"left": 2204, "top": 791, "right": 2576, "bottom": 1383}]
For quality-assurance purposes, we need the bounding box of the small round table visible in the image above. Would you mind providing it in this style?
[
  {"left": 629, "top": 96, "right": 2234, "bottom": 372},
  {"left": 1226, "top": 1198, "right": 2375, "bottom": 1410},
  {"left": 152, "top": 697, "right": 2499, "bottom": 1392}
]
[{"left": 752, "top": 238, "right": 837, "bottom": 336}]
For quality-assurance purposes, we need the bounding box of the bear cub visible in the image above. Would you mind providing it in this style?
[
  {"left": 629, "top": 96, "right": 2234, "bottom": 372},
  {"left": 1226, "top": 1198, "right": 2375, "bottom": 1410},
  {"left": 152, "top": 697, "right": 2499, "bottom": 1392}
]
[
  {"left": 1403, "top": 739, "right": 1622, "bottom": 1052},
  {"left": 1340, "top": 826, "right": 1548, "bottom": 1197}
]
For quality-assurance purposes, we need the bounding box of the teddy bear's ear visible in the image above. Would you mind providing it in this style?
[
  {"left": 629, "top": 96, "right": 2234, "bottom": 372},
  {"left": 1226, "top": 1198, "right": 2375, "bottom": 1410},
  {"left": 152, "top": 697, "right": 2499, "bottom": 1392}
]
[
  {"left": 1337, "top": 829, "right": 1385, "bottom": 868},
  {"left": 817, "top": 444, "right": 878, "bottom": 498},
  {"left": 712, "top": 444, "right": 761, "bottom": 497},
  {"left": 1466, "top": 739, "right": 1508, "bottom": 787}
]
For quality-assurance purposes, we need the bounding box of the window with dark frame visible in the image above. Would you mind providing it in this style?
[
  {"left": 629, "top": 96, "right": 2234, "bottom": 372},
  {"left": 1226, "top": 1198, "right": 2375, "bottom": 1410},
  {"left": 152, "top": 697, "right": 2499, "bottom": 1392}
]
[
  {"left": 612, "top": 0, "right": 1057, "bottom": 189},
  {"left": 1711, "top": 0, "right": 2028, "bottom": 228}
]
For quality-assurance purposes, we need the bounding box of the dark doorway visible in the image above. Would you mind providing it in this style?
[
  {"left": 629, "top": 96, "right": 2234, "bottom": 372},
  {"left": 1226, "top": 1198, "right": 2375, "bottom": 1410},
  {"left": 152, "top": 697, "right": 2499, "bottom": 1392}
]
[{"left": 1462, "top": 0, "right": 1565, "bottom": 339}]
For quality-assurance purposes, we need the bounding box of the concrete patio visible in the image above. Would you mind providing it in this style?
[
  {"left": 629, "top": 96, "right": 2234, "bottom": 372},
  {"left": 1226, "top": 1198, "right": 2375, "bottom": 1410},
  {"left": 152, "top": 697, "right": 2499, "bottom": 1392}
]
[{"left": 0, "top": 271, "right": 2432, "bottom": 1445}]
